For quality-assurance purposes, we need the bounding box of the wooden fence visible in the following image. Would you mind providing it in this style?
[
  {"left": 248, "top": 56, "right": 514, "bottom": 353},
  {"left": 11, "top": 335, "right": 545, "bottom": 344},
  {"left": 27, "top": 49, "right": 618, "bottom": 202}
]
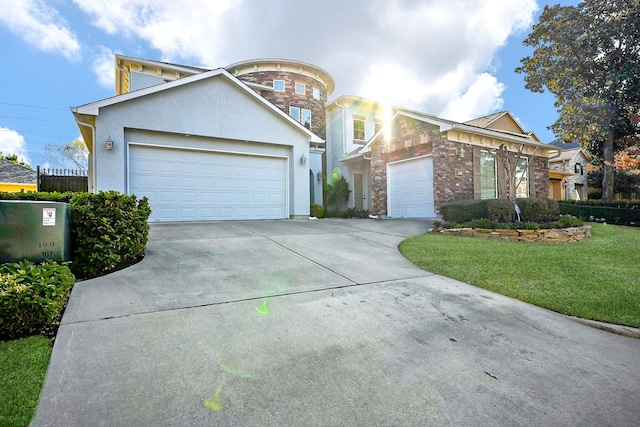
[{"left": 37, "top": 167, "right": 88, "bottom": 192}]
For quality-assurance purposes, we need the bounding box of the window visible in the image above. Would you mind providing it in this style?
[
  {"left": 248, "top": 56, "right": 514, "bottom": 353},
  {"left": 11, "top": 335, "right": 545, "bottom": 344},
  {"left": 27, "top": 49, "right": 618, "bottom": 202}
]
[
  {"left": 273, "top": 80, "right": 285, "bottom": 91},
  {"left": 480, "top": 152, "right": 497, "bottom": 199},
  {"left": 374, "top": 119, "right": 383, "bottom": 134},
  {"left": 515, "top": 157, "right": 529, "bottom": 198},
  {"left": 313, "top": 87, "right": 320, "bottom": 100},
  {"left": 289, "top": 106, "right": 311, "bottom": 129},
  {"left": 295, "top": 82, "right": 305, "bottom": 94},
  {"left": 353, "top": 116, "right": 365, "bottom": 141}
]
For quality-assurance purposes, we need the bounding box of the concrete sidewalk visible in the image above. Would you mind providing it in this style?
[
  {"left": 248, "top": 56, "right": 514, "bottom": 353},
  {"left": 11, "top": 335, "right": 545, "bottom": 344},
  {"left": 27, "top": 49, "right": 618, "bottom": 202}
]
[{"left": 33, "top": 219, "right": 640, "bottom": 426}]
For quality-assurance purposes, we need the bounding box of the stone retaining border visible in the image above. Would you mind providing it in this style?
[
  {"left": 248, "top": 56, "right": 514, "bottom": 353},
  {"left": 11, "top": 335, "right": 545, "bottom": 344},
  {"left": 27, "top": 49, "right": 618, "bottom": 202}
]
[{"left": 437, "top": 225, "right": 591, "bottom": 243}]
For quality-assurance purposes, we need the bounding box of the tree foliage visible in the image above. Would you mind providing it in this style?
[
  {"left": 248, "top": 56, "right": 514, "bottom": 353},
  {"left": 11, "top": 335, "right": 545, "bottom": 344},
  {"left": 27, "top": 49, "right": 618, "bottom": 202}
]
[
  {"left": 0, "top": 152, "right": 32, "bottom": 170},
  {"left": 45, "top": 139, "right": 88, "bottom": 170},
  {"left": 516, "top": 0, "right": 640, "bottom": 201}
]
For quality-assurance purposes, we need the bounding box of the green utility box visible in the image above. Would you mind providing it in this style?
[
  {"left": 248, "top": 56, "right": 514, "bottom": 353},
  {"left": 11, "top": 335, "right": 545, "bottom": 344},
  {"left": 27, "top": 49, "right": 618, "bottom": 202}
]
[{"left": 0, "top": 200, "right": 71, "bottom": 264}]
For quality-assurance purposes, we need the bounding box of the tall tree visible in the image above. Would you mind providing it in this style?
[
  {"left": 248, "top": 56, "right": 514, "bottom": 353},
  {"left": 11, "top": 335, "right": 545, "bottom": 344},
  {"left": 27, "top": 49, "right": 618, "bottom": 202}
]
[
  {"left": 516, "top": 0, "right": 640, "bottom": 201},
  {"left": 45, "top": 139, "right": 89, "bottom": 170}
]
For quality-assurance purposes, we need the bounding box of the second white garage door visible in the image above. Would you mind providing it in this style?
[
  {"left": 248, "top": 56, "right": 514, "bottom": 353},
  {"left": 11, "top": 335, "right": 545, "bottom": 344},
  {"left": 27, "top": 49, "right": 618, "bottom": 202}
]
[
  {"left": 129, "top": 145, "right": 288, "bottom": 222},
  {"left": 387, "top": 156, "right": 435, "bottom": 218}
]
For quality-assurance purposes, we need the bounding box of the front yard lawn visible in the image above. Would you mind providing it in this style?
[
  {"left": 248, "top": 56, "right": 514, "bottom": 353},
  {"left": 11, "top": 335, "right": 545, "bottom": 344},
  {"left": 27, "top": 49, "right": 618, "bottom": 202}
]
[
  {"left": 400, "top": 223, "right": 640, "bottom": 328},
  {"left": 0, "top": 335, "right": 52, "bottom": 426}
]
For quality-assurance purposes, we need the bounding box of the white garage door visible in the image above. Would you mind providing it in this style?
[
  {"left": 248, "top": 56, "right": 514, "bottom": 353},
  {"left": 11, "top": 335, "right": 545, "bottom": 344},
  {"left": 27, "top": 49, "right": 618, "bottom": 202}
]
[
  {"left": 387, "top": 156, "right": 435, "bottom": 218},
  {"left": 129, "top": 145, "right": 287, "bottom": 222}
]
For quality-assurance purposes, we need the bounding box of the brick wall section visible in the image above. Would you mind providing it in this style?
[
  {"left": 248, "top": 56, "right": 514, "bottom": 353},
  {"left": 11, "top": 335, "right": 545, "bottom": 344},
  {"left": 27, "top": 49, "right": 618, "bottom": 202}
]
[
  {"left": 236, "top": 71, "right": 327, "bottom": 139},
  {"left": 432, "top": 139, "right": 474, "bottom": 207},
  {"left": 370, "top": 116, "right": 442, "bottom": 215}
]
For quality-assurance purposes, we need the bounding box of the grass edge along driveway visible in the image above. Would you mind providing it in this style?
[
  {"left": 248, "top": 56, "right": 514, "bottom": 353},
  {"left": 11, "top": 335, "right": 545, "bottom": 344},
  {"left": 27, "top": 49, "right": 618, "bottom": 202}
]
[
  {"left": 0, "top": 335, "right": 52, "bottom": 426},
  {"left": 400, "top": 223, "right": 640, "bottom": 328}
]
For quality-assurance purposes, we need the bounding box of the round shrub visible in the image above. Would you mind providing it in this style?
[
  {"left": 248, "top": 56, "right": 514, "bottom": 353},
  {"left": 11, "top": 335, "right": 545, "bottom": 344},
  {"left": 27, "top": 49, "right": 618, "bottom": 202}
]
[
  {"left": 488, "top": 199, "right": 516, "bottom": 222},
  {"left": 310, "top": 204, "right": 324, "bottom": 218},
  {"left": 439, "top": 199, "right": 491, "bottom": 222},
  {"left": 0, "top": 260, "right": 74, "bottom": 339}
]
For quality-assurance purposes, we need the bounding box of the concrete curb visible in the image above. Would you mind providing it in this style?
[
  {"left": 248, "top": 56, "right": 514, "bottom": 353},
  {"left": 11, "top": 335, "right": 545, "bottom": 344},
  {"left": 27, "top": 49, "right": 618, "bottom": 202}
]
[{"left": 568, "top": 316, "right": 640, "bottom": 339}]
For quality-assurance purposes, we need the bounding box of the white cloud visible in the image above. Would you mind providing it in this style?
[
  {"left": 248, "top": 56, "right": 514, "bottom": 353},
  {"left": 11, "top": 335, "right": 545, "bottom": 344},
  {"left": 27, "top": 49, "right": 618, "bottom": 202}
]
[
  {"left": 74, "top": 0, "right": 235, "bottom": 64},
  {"left": 0, "top": 128, "right": 31, "bottom": 166},
  {"left": 71, "top": 0, "right": 537, "bottom": 121},
  {"left": 441, "top": 73, "right": 506, "bottom": 122},
  {"left": 93, "top": 47, "right": 116, "bottom": 89},
  {"left": 0, "top": 0, "right": 81, "bottom": 61}
]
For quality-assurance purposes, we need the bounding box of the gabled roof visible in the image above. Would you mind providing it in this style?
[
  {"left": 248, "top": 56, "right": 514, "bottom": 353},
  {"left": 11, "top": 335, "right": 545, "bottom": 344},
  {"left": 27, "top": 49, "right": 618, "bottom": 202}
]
[
  {"left": 549, "top": 147, "right": 589, "bottom": 163},
  {"left": 72, "top": 67, "right": 323, "bottom": 147},
  {"left": 548, "top": 139, "right": 581, "bottom": 149},
  {"left": 464, "top": 111, "right": 527, "bottom": 134},
  {"left": 355, "top": 109, "right": 550, "bottom": 157},
  {"left": 0, "top": 159, "right": 37, "bottom": 184}
]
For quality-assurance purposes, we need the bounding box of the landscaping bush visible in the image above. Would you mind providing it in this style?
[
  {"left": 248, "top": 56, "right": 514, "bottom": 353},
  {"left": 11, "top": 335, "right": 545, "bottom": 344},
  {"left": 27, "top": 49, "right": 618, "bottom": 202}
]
[
  {"left": 555, "top": 216, "right": 584, "bottom": 228},
  {"left": 324, "top": 176, "right": 350, "bottom": 212},
  {"left": 467, "top": 218, "right": 502, "bottom": 229},
  {"left": 310, "top": 204, "right": 324, "bottom": 218},
  {"left": 516, "top": 198, "right": 559, "bottom": 222},
  {"left": 0, "top": 260, "right": 74, "bottom": 340},
  {"left": 439, "top": 199, "right": 491, "bottom": 222},
  {"left": 0, "top": 190, "right": 73, "bottom": 202},
  {"left": 559, "top": 201, "right": 640, "bottom": 226},
  {"left": 70, "top": 191, "right": 151, "bottom": 278},
  {"left": 487, "top": 199, "right": 516, "bottom": 222}
]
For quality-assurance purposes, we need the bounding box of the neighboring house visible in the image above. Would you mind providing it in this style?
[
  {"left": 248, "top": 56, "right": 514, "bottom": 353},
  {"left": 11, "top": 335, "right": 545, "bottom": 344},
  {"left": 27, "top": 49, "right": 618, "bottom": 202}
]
[
  {"left": 547, "top": 140, "right": 590, "bottom": 200},
  {"left": 72, "top": 54, "right": 556, "bottom": 221},
  {"left": 72, "top": 59, "right": 328, "bottom": 222},
  {"left": 0, "top": 159, "right": 37, "bottom": 192},
  {"left": 341, "top": 109, "right": 554, "bottom": 217}
]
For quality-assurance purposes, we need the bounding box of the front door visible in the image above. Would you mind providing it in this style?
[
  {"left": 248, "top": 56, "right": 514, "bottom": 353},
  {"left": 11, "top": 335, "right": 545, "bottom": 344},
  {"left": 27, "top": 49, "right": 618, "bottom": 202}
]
[{"left": 354, "top": 172, "right": 364, "bottom": 210}]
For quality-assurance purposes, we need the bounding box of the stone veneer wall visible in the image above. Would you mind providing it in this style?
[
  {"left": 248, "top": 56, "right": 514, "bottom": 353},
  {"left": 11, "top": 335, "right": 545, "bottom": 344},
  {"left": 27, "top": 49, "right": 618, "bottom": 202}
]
[
  {"left": 432, "top": 139, "right": 474, "bottom": 206},
  {"left": 235, "top": 71, "right": 327, "bottom": 139},
  {"left": 439, "top": 225, "right": 591, "bottom": 242},
  {"left": 370, "top": 116, "right": 443, "bottom": 215}
]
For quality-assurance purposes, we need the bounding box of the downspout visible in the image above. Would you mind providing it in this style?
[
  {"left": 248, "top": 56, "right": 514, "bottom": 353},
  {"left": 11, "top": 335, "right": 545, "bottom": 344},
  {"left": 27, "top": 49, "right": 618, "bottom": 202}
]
[{"left": 75, "top": 119, "right": 96, "bottom": 193}]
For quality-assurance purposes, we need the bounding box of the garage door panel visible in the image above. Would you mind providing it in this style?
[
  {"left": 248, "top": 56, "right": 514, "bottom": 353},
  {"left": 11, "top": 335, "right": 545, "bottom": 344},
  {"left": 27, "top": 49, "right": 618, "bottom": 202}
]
[
  {"left": 129, "top": 145, "right": 287, "bottom": 222},
  {"left": 388, "top": 157, "right": 435, "bottom": 218}
]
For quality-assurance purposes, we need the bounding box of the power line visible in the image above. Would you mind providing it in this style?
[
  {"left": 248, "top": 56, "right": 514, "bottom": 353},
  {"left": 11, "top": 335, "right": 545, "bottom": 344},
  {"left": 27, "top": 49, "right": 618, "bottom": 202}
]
[
  {"left": 0, "top": 115, "right": 71, "bottom": 124},
  {"left": 0, "top": 101, "right": 67, "bottom": 111},
  {"left": 0, "top": 128, "right": 74, "bottom": 138}
]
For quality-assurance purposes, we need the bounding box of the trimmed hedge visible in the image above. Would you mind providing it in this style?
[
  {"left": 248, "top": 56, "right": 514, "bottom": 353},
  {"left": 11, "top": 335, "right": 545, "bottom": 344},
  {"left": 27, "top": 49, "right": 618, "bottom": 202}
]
[
  {"left": 559, "top": 201, "right": 640, "bottom": 226},
  {"left": 488, "top": 198, "right": 559, "bottom": 222},
  {"left": 70, "top": 191, "right": 151, "bottom": 278},
  {"left": 439, "top": 199, "right": 491, "bottom": 222},
  {"left": 0, "top": 260, "right": 74, "bottom": 339},
  {"left": 1, "top": 190, "right": 151, "bottom": 279}
]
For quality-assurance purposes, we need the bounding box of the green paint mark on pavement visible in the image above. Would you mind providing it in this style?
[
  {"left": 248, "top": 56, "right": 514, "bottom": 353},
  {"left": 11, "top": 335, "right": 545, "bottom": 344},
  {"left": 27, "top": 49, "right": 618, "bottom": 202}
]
[
  {"left": 256, "top": 297, "right": 270, "bottom": 315},
  {"left": 204, "top": 382, "right": 224, "bottom": 412}
]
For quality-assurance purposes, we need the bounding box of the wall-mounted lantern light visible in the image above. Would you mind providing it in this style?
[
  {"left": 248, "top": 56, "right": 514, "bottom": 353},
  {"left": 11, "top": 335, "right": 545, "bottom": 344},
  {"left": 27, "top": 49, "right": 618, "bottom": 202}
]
[
  {"left": 105, "top": 135, "right": 114, "bottom": 150},
  {"left": 574, "top": 163, "right": 583, "bottom": 175},
  {"left": 456, "top": 146, "right": 465, "bottom": 158},
  {"left": 317, "top": 171, "right": 322, "bottom": 182},
  {"left": 300, "top": 153, "right": 307, "bottom": 165}
]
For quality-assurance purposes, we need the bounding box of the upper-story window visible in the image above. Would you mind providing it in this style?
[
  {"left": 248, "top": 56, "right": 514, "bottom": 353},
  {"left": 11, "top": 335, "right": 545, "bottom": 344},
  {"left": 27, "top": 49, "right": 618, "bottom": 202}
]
[
  {"left": 273, "top": 80, "right": 285, "bottom": 91},
  {"left": 374, "top": 119, "right": 383, "bottom": 135},
  {"left": 353, "top": 116, "right": 365, "bottom": 141},
  {"left": 295, "top": 82, "right": 305, "bottom": 95},
  {"left": 289, "top": 106, "right": 311, "bottom": 129},
  {"left": 312, "top": 87, "right": 320, "bottom": 100},
  {"left": 516, "top": 157, "right": 529, "bottom": 198}
]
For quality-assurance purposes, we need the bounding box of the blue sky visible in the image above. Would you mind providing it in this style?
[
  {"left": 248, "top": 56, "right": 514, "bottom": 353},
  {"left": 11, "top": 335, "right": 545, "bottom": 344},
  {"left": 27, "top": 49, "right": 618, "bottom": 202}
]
[{"left": 0, "top": 0, "right": 578, "bottom": 169}]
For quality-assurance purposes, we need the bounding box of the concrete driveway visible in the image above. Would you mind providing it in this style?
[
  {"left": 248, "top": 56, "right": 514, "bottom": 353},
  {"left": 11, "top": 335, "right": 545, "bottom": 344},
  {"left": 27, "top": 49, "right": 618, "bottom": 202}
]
[{"left": 33, "top": 219, "right": 640, "bottom": 426}]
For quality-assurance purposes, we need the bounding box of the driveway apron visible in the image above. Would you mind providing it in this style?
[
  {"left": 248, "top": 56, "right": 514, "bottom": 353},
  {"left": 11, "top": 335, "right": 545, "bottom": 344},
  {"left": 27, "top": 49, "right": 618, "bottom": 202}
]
[{"left": 33, "top": 219, "right": 640, "bottom": 426}]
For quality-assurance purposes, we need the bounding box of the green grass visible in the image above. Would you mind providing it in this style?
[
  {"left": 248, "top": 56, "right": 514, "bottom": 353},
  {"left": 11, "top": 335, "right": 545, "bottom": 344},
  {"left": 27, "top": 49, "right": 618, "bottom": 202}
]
[
  {"left": 0, "top": 336, "right": 52, "bottom": 426},
  {"left": 400, "top": 223, "right": 640, "bottom": 327}
]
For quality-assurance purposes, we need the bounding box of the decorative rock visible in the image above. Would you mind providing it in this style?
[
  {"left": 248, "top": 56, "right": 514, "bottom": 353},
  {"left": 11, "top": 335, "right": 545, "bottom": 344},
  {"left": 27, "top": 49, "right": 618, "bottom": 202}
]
[{"left": 439, "top": 225, "right": 591, "bottom": 243}]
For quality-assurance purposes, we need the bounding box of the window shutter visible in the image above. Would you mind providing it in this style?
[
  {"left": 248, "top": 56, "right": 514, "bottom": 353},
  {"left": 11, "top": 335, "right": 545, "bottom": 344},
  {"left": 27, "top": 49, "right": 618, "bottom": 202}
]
[{"left": 473, "top": 147, "right": 482, "bottom": 200}]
